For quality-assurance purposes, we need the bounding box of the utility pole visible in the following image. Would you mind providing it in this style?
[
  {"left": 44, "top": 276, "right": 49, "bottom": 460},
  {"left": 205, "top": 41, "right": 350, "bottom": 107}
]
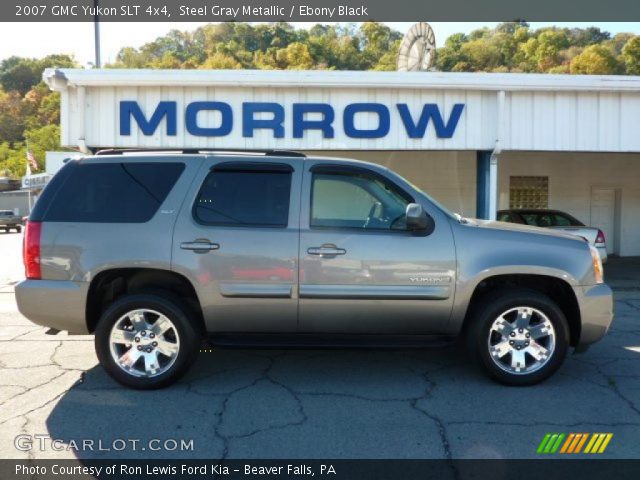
[{"left": 94, "top": 0, "right": 101, "bottom": 68}]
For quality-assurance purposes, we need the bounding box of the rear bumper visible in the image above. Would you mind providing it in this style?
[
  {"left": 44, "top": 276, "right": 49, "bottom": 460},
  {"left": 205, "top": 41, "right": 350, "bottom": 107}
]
[
  {"left": 15, "top": 280, "right": 90, "bottom": 334},
  {"left": 596, "top": 246, "right": 608, "bottom": 264},
  {"left": 573, "top": 283, "right": 614, "bottom": 349}
]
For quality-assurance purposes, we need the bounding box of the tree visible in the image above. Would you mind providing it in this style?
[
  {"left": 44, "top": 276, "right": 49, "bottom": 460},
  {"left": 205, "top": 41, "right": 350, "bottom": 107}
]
[
  {"left": 0, "top": 89, "right": 29, "bottom": 143},
  {"left": 570, "top": 45, "right": 621, "bottom": 74},
  {"left": 435, "top": 33, "right": 468, "bottom": 71},
  {"left": 621, "top": 36, "right": 640, "bottom": 75},
  {"left": 533, "top": 29, "right": 570, "bottom": 71},
  {"left": 0, "top": 55, "right": 76, "bottom": 95},
  {"left": 24, "top": 124, "right": 61, "bottom": 169},
  {"left": 276, "top": 43, "right": 314, "bottom": 70},
  {"left": 569, "top": 27, "right": 611, "bottom": 47},
  {"left": 200, "top": 52, "right": 242, "bottom": 69}
]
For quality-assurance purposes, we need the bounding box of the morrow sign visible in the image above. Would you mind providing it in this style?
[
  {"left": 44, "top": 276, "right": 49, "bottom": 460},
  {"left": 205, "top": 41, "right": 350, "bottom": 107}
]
[{"left": 120, "top": 101, "right": 465, "bottom": 139}]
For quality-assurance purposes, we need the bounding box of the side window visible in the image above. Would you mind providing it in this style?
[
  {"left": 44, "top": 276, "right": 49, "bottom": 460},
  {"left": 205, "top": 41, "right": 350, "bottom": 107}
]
[
  {"left": 311, "top": 172, "right": 410, "bottom": 230},
  {"left": 553, "top": 214, "right": 574, "bottom": 226},
  {"left": 498, "top": 212, "right": 513, "bottom": 222},
  {"left": 194, "top": 170, "right": 291, "bottom": 227},
  {"left": 42, "top": 162, "right": 185, "bottom": 223},
  {"left": 522, "top": 213, "right": 552, "bottom": 227}
]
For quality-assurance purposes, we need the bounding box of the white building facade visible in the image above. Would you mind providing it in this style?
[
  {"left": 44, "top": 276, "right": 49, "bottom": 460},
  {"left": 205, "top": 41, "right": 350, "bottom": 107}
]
[{"left": 45, "top": 69, "right": 640, "bottom": 256}]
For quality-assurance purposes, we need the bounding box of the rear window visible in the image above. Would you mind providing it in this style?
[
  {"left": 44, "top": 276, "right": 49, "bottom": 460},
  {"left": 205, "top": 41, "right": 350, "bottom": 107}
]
[{"left": 38, "top": 162, "right": 184, "bottom": 223}]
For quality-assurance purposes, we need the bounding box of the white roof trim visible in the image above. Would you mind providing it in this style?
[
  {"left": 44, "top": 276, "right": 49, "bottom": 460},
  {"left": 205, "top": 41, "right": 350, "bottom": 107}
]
[{"left": 44, "top": 68, "right": 640, "bottom": 93}]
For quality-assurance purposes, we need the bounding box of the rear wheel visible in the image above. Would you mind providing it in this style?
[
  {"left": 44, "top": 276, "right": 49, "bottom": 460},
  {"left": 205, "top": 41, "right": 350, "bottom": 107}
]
[
  {"left": 15, "top": 225, "right": 21, "bottom": 233},
  {"left": 467, "top": 289, "right": 569, "bottom": 386},
  {"left": 95, "top": 293, "right": 201, "bottom": 389}
]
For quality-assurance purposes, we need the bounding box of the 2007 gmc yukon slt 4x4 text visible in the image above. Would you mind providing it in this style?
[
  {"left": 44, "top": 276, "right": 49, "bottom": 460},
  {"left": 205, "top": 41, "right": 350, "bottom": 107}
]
[{"left": 15, "top": 151, "right": 614, "bottom": 389}]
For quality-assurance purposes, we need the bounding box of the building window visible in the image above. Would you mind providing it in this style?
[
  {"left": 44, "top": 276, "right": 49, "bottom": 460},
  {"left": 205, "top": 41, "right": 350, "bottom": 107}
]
[{"left": 509, "top": 176, "right": 549, "bottom": 209}]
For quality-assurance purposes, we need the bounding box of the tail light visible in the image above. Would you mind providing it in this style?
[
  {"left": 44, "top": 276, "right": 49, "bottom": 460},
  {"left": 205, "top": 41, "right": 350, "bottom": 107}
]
[
  {"left": 595, "top": 229, "right": 606, "bottom": 245},
  {"left": 23, "top": 221, "right": 42, "bottom": 279}
]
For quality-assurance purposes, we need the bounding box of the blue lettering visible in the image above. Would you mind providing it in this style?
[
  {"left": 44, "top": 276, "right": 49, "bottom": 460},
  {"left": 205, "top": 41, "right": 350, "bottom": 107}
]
[
  {"left": 185, "top": 102, "right": 232, "bottom": 137},
  {"left": 397, "top": 103, "right": 465, "bottom": 139},
  {"left": 119, "top": 101, "right": 176, "bottom": 136},
  {"left": 118, "top": 100, "right": 464, "bottom": 140},
  {"left": 343, "top": 103, "right": 390, "bottom": 139},
  {"left": 242, "top": 103, "right": 284, "bottom": 138},
  {"left": 292, "top": 103, "right": 335, "bottom": 138}
]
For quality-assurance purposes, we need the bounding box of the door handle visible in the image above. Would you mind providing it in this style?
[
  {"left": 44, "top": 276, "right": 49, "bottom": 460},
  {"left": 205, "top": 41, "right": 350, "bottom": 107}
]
[
  {"left": 307, "top": 245, "right": 347, "bottom": 256},
  {"left": 180, "top": 240, "right": 220, "bottom": 252}
]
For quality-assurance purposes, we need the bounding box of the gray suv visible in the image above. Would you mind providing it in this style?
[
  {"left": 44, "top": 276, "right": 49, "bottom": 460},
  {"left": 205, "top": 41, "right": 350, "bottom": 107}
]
[{"left": 15, "top": 151, "right": 614, "bottom": 389}]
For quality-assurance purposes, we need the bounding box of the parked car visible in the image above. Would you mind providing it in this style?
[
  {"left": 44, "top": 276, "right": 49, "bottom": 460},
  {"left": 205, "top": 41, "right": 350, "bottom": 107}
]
[
  {"left": 15, "top": 151, "right": 613, "bottom": 389},
  {"left": 0, "top": 209, "right": 22, "bottom": 233},
  {"left": 497, "top": 209, "right": 608, "bottom": 263}
]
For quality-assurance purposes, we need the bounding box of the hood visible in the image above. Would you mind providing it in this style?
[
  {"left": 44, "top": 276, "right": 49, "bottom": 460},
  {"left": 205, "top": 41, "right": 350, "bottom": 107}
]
[{"left": 461, "top": 218, "right": 587, "bottom": 243}]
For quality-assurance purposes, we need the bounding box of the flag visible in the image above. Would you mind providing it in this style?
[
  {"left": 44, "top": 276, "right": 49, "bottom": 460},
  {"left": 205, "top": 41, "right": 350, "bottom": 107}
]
[{"left": 26, "top": 150, "right": 38, "bottom": 171}]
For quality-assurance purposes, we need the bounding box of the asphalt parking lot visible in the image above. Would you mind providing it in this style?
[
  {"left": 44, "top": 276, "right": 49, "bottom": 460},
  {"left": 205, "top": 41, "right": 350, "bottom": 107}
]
[{"left": 0, "top": 231, "right": 639, "bottom": 460}]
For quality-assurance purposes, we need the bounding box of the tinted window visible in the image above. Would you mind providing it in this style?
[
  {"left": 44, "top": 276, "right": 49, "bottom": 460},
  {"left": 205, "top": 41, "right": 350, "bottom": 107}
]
[
  {"left": 553, "top": 213, "right": 583, "bottom": 226},
  {"left": 194, "top": 171, "right": 291, "bottom": 227},
  {"left": 311, "top": 173, "right": 410, "bottom": 230},
  {"left": 42, "top": 162, "right": 184, "bottom": 223},
  {"left": 520, "top": 213, "right": 553, "bottom": 227}
]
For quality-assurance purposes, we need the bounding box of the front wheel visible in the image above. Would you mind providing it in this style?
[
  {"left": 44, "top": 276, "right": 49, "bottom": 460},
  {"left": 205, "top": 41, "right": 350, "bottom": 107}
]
[
  {"left": 467, "top": 289, "right": 569, "bottom": 386},
  {"left": 95, "top": 293, "right": 201, "bottom": 389}
]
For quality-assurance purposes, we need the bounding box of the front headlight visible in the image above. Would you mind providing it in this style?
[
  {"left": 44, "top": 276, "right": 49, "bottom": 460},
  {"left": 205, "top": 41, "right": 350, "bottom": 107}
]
[{"left": 589, "top": 245, "right": 604, "bottom": 284}]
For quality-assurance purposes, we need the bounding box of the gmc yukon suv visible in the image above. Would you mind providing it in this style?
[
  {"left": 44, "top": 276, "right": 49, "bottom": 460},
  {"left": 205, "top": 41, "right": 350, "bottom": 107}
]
[{"left": 15, "top": 151, "right": 614, "bottom": 389}]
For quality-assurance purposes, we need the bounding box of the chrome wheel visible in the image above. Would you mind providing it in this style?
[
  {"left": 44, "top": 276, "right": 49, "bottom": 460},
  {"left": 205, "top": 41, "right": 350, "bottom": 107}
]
[
  {"left": 487, "top": 306, "right": 556, "bottom": 375},
  {"left": 108, "top": 309, "right": 180, "bottom": 378}
]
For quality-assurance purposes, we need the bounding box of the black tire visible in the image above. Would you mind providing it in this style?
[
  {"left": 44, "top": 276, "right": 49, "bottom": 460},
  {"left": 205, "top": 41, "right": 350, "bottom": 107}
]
[
  {"left": 15, "top": 225, "right": 22, "bottom": 233},
  {"left": 95, "top": 293, "right": 201, "bottom": 389},
  {"left": 466, "top": 288, "right": 569, "bottom": 386}
]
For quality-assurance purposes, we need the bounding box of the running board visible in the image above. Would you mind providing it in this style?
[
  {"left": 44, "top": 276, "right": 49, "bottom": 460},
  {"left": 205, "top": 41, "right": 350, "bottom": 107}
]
[{"left": 205, "top": 333, "right": 456, "bottom": 349}]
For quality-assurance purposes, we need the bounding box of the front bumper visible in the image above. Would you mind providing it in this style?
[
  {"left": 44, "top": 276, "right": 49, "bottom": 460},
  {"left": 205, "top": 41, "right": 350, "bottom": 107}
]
[
  {"left": 15, "top": 280, "right": 90, "bottom": 334},
  {"left": 573, "top": 283, "right": 614, "bottom": 350}
]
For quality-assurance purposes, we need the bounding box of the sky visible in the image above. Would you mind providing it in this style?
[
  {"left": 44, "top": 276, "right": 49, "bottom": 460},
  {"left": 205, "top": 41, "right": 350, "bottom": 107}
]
[{"left": 1, "top": 22, "right": 639, "bottom": 66}]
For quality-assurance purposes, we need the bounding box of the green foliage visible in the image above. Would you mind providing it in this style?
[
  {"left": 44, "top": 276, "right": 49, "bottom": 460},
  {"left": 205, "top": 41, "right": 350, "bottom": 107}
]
[
  {"left": 0, "top": 55, "right": 76, "bottom": 178},
  {"left": 0, "top": 54, "right": 76, "bottom": 95},
  {"left": 108, "top": 22, "right": 401, "bottom": 72},
  {"left": 435, "top": 23, "right": 636, "bottom": 75},
  {"left": 621, "top": 36, "right": 640, "bottom": 74},
  {"left": 570, "top": 45, "right": 621, "bottom": 74}
]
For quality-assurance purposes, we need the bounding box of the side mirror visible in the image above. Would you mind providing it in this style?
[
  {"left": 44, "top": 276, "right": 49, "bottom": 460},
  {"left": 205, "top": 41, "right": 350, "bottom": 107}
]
[{"left": 405, "top": 203, "right": 434, "bottom": 234}]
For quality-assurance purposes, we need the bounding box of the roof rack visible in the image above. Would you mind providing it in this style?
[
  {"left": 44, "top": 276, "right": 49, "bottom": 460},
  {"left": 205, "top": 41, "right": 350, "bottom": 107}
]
[{"left": 93, "top": 148, "right": 306, "bottom": 158}]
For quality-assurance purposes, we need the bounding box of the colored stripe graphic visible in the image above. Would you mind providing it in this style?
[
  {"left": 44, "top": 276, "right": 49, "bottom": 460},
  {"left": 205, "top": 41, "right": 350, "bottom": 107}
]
[
  {"left": 585, "top": 433, "right": 614, "bottom": 454},
  {"left": 537, "top": 433, "right": 565, "bottom": 454},
  {"left": 537, "top": 434, "right": 552, "bottom": 454},
  {"left": 574, "top": 433, "right": 589, "bottom": 453},
  {"left": 560, "top": 433, "right": 575, "bottom": 453},
  {"left": 538, "top": 433, "right": 613, "bottom": 454},
  {"left": 567, "top": 433, "right": 583, "bottom": 453},
  {"left": 598, "top": 433, "right": 613, "bottom": 453},
  {"left": 550, "top": 433, "right": 565, "bottom": 453}
]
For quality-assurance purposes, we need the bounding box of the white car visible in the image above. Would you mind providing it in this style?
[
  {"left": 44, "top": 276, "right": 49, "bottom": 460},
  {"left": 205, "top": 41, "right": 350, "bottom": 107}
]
[{"left": 497, "top": 209, "right": 608, "bottom": 263}]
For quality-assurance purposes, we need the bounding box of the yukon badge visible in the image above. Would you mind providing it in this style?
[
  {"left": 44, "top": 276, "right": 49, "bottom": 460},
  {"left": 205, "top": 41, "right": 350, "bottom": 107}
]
[{"left": 409, "top": 275, "right": 452, "bottom": 285}]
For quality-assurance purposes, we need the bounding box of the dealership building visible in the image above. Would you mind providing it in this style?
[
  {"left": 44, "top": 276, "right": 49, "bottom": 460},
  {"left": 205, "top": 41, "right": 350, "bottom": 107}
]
[{"left": 44, "top": 68, "right": 640, "bottom": 256}]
